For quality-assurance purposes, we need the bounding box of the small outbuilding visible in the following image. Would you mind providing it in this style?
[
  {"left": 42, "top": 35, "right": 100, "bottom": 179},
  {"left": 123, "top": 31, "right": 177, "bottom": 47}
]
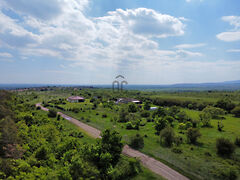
[
  {"left": 67, "top": 96, "right": 85, "bottom": 103},
  {"left": 115, "top": 98, "right": 141, "bottom": 104},
  {"left": 149, "top": 107, "right": 158, "bottom": 111}
]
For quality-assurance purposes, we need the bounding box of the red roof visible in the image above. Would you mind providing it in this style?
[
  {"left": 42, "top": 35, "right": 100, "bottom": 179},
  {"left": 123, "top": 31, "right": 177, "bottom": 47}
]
[{"left": 68, "top": 96, "right": 85, "bottom": 100}]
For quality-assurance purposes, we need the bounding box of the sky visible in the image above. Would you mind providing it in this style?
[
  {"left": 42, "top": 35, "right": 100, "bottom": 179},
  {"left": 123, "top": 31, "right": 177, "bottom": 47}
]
[{"left": 0, "top": 0, "right": 240, "bottom": 85}]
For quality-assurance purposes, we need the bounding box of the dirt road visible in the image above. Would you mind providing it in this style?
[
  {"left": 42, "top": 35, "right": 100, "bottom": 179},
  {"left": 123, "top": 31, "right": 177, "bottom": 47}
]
[{"left": 36, "top": 103, "right": 188, "bottom": 180}]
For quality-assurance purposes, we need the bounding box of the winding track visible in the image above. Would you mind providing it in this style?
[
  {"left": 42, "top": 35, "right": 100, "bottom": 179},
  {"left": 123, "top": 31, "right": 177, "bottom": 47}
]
[{"left": 36, "top": 103, "right": 188, "bottom": 180}]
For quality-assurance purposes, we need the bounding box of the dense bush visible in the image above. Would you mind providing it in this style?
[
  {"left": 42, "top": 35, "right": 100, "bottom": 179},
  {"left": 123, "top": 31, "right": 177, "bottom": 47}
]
[
  {"left": 202, "top": 106, "right": 225, "bottom": 119},
  {"left": 231, "top": 106, "right": 240, "bottom": 117},
  {"left": 129, "top": 134, "right": 144, "bottom": 149},
  {"left": 215, "top": 99, "right": 236, "bottom": 112},
  {"left": 140, "top": 111, "right": 150, "bottom": 118},
  {"left": 199, "top": 112, "right": 212, "bottom": 127},
  {"left": 216, "top": 137, "right": 235, "bottom": 157},
  {"left": 187, "top": 128, "right": 201, "bottom": 144},
  {"left": 128, "top": 103, "right": 138, "bottom": 113},
  {"left": 160, "top": 127, "right": 175, "bottom": 147},
  {"left": 154, "top": 117, "right": 168, "bottom": 135},
  {"left": 171, "top": 147, "right": 183, "bottom": 154},
  {"left": 235, "top": 137, "right": 240, "bottom": 147},
  {"left": 48, "top": 109, "right": 57, "bottom": 118}
]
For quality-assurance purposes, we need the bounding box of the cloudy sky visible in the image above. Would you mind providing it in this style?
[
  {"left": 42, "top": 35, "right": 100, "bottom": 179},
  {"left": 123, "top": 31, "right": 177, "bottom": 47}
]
[{"left": 0, "top": 0, "right": 239, "bottom": 85}]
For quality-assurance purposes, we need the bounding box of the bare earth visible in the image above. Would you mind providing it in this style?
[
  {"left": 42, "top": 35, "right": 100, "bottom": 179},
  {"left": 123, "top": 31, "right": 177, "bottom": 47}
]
[{"left": 36, "top": 103, "right": 188, "bottom": 180}]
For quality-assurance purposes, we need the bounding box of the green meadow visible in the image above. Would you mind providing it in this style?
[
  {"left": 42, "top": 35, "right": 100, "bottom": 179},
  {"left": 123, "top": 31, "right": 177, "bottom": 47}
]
[{"left": 19, "top": 88, "right": 240, "bottom": 179}]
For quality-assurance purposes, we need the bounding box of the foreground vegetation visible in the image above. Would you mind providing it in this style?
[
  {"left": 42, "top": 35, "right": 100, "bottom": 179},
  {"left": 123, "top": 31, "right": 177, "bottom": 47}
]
[
  {"left": 11, "top": 88, "right": 240, "bottom": 179},
  {"left": 0, "top": 90, "right": 164, "bottom": 179}
]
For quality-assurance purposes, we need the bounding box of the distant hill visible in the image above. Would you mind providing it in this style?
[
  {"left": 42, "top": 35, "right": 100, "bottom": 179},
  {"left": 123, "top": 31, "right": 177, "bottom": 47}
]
[{"left": 0, "top": 80, "right": 240, "bottom": 91}]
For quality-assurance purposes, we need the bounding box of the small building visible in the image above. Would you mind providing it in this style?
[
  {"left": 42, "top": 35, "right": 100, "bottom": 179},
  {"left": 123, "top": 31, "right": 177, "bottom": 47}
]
[
  {"left": 149, "top": 107, "right": 158, "bottom": 111},
  {"left": 67, "top": 96, "right": 85, "bottom": 103},
  {"left": 116, "top": 98, "right": 141, "bottom": 104}
]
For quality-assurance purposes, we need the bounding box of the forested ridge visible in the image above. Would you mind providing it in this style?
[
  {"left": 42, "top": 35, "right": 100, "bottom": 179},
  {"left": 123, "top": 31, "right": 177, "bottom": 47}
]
[{"left": 0, "top": 91, "right": 142, "bottom": 179}]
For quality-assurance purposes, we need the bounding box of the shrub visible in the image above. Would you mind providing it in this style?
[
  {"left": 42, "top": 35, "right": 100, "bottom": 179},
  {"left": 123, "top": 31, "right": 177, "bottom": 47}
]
[
  {"left": 36, "top": 106, "right": 41, "bottom": 110},
  {"left": 128, "top": 103, "right": 138, "bottom": 113},
  {"left": 185, "top": 121, "right": 192, "bottom": 129},
  {"left": 231, "top": 106, "right": 240, "bottom": 117},
  {"left": 235, "top": 137, "right": 240, "bottom": 147},
  {"left": 160, "top": 127, "right": 175, "bottom": 147},
  {"left": 174, "top": 136, "right": 183, "bottom": 146},
  {"left": 140, "top": 111, "right": 150, "bottom": 118},
  {"left": 199, "top": 112, "right": 212, "bottom": 127},
  {"left": 171, "top": 147, "right": 182, "bottom": 154},
  {"left": 164, "top": 116, "right": 175, "bottom": 124},
  {"left": 187, "top": 128, "right": 201, "bottom": 144},
  {"left": 129, "top": 134, "right": 144, "bottom": 149},
  {"left": 48, "top": 109, "right": 57, "bottom": 118},
  {"left": 202, "top": 106, "right": 225, "bottom": 119},
  {"left": 102, "top": 114, "right": 107, "bottom": 118},
  {"left": 154, "top": 118, "right": 168, "bottom": 135},
  {"left": 216, "top": 137, "right": 235, "bottom": 157},
  {"left": 178, "top": 123, "right": 185, "bottom": 130}
]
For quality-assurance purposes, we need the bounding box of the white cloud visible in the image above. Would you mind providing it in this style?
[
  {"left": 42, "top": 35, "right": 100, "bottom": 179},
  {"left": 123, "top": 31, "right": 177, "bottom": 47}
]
[
  {"left": 227, "top": 49, "right": 240, "bottom": 53},
  {"left": 97, "top": 8, "right": 185, "bottom": 38},
  {"left": 0, "top": 52, "right": 13, "bottom": 58},
  {"left": 217, "top": 16, "right": 240, "bottom": 42},
  {"left": 222, "top": 16, "right": 240, "bottom": 30},
  {"left": 175, "top": 43, "right": 206, "bottom": 49},
  {"left": 217, "top": 31, "right": 240, "bottom": 42}
]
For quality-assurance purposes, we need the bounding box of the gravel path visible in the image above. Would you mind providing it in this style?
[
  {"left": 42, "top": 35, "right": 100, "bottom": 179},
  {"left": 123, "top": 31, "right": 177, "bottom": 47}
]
[{"left": 36, "top": 103, "right": 189, "bottom": 180}]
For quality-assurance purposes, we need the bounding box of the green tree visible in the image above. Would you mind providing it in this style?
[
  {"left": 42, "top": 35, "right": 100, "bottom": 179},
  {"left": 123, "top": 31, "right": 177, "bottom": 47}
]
[
  {"left": 100, "top": 129, "right": 123, "bottom": 166},
  {"left": 199, "top": 112, "right": 212, "bottom": 127},
  {"left": 154, "top": 118, "right": 168, "bottom": 135},
  {"left": 231, "top": 106, "right": 240, "bottom": 117},
  {"left": 129, "top": 134, "right": 144, "bottom": 149},
  {"left": 160, "top": 126, "right": 175, "bottom": 147},
  {"left": 216, "top": 137, "right": 235, "bottom": 157},
  {"left": 128, "top": 103, "right": 138, "bottom": 113},
  {"left": 187, "top": 128, "right": 201, "bottom": 144},
  {"left": 143, "top": 101, "right": 151, "bottom": 110}
]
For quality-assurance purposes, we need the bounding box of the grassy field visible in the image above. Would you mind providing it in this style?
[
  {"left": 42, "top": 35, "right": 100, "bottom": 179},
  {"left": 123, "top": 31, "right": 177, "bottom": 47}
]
[{"left": 19, "top": 88, "right": 240, "bottom": 179}]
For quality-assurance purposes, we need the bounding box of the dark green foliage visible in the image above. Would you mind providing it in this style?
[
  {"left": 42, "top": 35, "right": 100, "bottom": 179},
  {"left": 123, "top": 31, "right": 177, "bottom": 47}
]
[
  {"left": 160, "top": 126, "right": 175, "bottom": 147},
  {"left": 143, "top": 101, "right": 151, "bottom": 110},
  {"left": 102, "top": 113, "right": 107, "bottom": 118},
  {"left": 176, "top": 111, "right": 189, "bottom": 122},
  {"left": 154, "top": 117, "right": 168, "bottom": 135},
  {"left": 199, "top": 112, "right": 212, "bottom": 127},
  {"left": 35, "top": 145, "right": 48, "bottom": 160},
  {"left": 48, "top": 109, "right": 57, "bottom": 118},
  {"left": 216, "top": 138, "right": 235, "bottom": 157},
  {"left": 174, "top": 136, "right": 183, "bottom": 146},
  {"left": 128, "top": 103, "right": 138, "bottom": 113},
  {"left": 153, "top": 107, "right": 166, "bottom": 118},
  {"left": 187, "top": 128, "right": 201, "bottom": 144},
  {"left": 100, "top": 129, "right": 123, "bottom": 166},
  {"left": 213, "top": 166, "right": 238, "bottom": 180},
  {"left": 231, "top": 106, "right": 240, "bottom": 117},
  {"left": 140, "top": 110, "right": 150, "bottom": 118},
  {"left": 118, "top": 108, "right": 129, "bottom": 122},
  {"left": 171, "top": 147, "right": 183, "bottom": 154},
  {"left": 164, "top": 115, "right": 175, "bottom": 124},
  {"left": 215, "top": 99, "right": 236, "bottom": 112},
  {"left": 129, "top": 134, "right": 144, "bottom": 150},
  {"left": 235, "top": 137, "right": 240, "bottom": 147},
  {"left": 218, "top": 121, "right": 224, "bottom": 132}
]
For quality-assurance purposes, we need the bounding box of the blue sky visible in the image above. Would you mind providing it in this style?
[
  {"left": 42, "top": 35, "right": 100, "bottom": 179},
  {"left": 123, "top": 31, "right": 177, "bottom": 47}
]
[{"left": 0, "top": 0, "right": 240, "bottom": 85}]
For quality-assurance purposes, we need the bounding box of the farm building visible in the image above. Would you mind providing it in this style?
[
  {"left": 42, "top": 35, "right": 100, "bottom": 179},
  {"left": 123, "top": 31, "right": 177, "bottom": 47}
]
[
  {"left": 149, "top": 107, "right": 158, "bottom": 111},
  {"left": 67, "top": 96, "right": 85, "bottom": 103},
  {"left": 116, "top": 98, "right": 141, "bottom": 104}
]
